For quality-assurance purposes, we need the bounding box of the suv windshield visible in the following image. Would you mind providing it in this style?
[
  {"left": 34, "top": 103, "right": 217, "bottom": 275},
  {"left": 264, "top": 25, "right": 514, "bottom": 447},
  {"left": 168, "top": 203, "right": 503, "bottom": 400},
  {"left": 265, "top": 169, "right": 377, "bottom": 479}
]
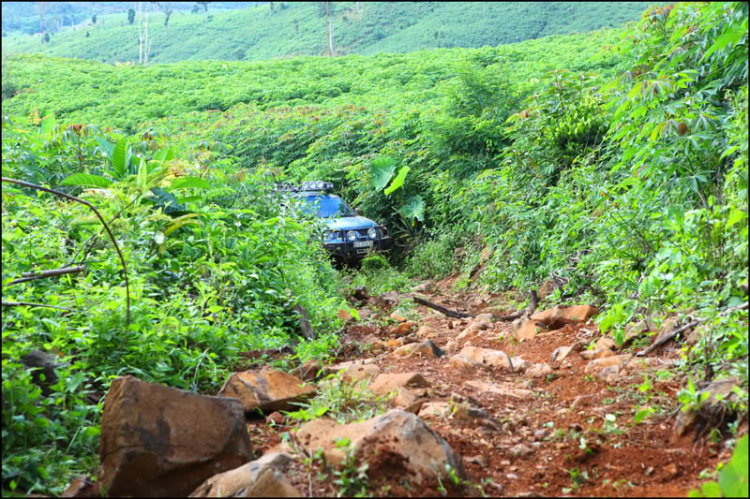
[{"left": 301, "top": 195, "right": 356, "bottom": 218}]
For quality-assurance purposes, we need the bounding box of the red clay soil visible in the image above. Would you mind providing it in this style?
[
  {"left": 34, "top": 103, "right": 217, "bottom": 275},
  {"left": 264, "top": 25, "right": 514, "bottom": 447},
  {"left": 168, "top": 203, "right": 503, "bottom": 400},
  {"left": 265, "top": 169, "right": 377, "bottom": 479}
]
[{"left": 245, "top": 280, "right": 743, "bottom": 497}]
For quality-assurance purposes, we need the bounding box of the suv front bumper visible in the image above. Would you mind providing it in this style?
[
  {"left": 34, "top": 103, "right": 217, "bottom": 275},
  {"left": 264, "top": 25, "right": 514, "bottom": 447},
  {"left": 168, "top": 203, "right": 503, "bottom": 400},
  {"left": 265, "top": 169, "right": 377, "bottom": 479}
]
[{"left": 324, "top": 236, "right": 393, "bottom": 260}]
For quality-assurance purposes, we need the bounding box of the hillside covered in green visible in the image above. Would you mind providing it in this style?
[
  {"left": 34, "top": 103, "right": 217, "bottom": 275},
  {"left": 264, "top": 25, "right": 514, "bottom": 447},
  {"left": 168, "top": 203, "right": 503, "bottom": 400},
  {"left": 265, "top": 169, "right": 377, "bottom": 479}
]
[
  {"left": 1, "top": 2, "right": 748, "bottom": 496},
  {"left": 2, "top": 2, "right": 653, "bottom": 63}
]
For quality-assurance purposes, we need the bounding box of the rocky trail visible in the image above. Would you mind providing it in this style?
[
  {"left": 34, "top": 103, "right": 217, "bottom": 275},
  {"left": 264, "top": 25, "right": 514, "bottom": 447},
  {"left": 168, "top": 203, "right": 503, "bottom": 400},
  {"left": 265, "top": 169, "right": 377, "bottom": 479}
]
[{"left": 65, "top": 278, "right": 746, "bottom": 498}]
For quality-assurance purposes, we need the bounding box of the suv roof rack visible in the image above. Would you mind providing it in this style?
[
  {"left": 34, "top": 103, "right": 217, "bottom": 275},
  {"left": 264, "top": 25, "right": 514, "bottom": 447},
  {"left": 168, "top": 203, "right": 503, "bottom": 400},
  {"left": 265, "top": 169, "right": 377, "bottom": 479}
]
[{"left": 274, "top": 181, "right": 334, "bottom": 193}]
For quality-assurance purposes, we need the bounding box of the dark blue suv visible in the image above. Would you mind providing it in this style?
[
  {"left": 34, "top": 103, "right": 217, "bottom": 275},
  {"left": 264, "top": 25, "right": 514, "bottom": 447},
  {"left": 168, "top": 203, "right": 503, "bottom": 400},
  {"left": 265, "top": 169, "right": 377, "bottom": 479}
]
[{"left": 278, "top": 181, "right": 393, "bottom": 263}]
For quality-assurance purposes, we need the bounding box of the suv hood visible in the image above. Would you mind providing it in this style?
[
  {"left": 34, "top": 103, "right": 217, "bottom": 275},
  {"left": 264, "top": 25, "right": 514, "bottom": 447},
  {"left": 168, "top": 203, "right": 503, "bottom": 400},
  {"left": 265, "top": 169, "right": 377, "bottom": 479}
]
[{"left": 324, "top": 216, "right": 378, "bottom": 231}]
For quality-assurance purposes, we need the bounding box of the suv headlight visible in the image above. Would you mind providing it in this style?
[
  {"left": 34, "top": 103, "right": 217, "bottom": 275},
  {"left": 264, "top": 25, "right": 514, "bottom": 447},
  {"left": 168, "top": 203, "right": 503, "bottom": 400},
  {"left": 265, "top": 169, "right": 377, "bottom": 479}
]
[
  {"left": 346, "top": 230, "right": 357, "bottom": 242},
  {"left": 367, "top": 227, "right": 377, "bottom": 239}
]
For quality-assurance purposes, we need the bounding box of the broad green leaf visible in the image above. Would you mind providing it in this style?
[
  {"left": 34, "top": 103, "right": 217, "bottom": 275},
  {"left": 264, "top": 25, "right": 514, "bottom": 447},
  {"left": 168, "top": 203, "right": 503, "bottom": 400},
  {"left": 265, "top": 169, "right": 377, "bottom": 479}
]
[
  {"left": 700, "top": 481, "right": 722, "bottom": 497},
  {"left": 96, "top": 137, "right": 115, "bottom": 159},
  {"left": 703, "top": 24, "right": 747, "bottom": 60},
  {"left": 400, "top": 195, "right": 425, "bottom": 222},
  {"left": 39, "top": 115, "right": 56, "bottom": 136},
  {"left": 61, "top": 173, "right": 112, "bottom": 188},
  {"left": 370, "top": 157, "right": 397, "bottom": 191},
  {"left": 112, "top": 139, "right": 129, "bottom": 179},
  {"left": 384, "top": 166, "right": 410, "bottom": 195},
  {"left": 633, "top": 409, "right": 653, "bottom": 424},
  {"left": 171, "top": 177, "right": 210, "bottom": 189},
  {"left": 718, "top": 435, "right": 749, "bottom": 497},
  {"left": 726, "top": 209, "right": 745, "bottom": 229},
  {"left": 153, "top": 148, "right": 175, "bottom": 163},
  {"left": 164, "top": 214, "right": 202, "bottom": 236}
]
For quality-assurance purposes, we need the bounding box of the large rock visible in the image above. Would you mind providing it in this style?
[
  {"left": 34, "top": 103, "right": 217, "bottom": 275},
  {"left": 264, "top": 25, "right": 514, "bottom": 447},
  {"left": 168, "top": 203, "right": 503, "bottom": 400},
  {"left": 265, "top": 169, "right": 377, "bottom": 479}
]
[
  {"left": 524, "top": 363, "right": 553, "bottom": 379},
  {"left": 583, "top": 354, "right": 632, "bottom": 375},
  {"left": 416, "top": 325, "right": 439, "bottom": 339},
  {"left": 218, "top": 370, "right": 316, "bottom": 413},
  {"left": 189, "top": 453, "right": 300, "bottom": 497},
  {"left": 447, "top": 355, "right": 481, "bottom": 374},
  {"left": 341, "top": 364, "right": 382, "bottom": 383},
  {"left": 392, "top": 340, "right": 445, "bottom": 359},
  {"left": 21, "top": 349, "right": 63, "bottom": 396},
  {"left": 457, "top": 345, "right": 512, "bottom": 370},
  {"left": 291, "top": 359, "right": 322, "bottom": 381},
  {"left": 465, "top": 379, "right": 534, "bottom": 399},
  {"left": 376, "top": 291, "right": 400, "bottom": 311},
  {"left": 531, "top": 305, "right": 599, "bottom": 329},
  {"left": 457, "top": 321, "right": 490, "bottom": 340},
  {"left": 99, "top": 376, "right": 252, "bottom": 497},
  {"left": 296, "top": 410, "right": 465, "bottom": 485},
  {"left": 511, "top": 318, "right": 547, "bottom": 340},
  {"left": 674, "top": 377, "right": 743, "bottom": 437},
  {"left": 580, "top": 349, "right": 615, "bottom": 360},
  {"left": 368, "top": 372, "right": 430, "bottom": 396}
]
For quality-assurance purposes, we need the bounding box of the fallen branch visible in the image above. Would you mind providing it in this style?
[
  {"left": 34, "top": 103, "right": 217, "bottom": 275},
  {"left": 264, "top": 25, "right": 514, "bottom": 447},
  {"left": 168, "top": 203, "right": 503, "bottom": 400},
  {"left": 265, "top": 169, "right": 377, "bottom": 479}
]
[
  {"left": 2, "top": 301, "right": 77, "bottom": 312},
  {"left": 636, "top": 302, "right": 749, "bottom": 357},
  {"left": 6, "top": 265, "right": 85, "bottom": 286},
  {"left": 492, "top": 289, "right": 539, "bottom": 321},
  {"left": 413, "top": 296, "right": 474, "bottom": 319},
  {"left": 2, "top": 177, "right": 130, "bottom": 330}
]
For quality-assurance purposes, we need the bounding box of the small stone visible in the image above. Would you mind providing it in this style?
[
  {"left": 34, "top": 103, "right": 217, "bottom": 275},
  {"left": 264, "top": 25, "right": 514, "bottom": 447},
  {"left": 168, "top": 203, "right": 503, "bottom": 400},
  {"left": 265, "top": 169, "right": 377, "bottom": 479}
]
[
  {"left": 665, "top": 463, "right": 680, "bottom": 479},
  {"left": 457, "top": 321, "right": 490, "bottom": 340},
  {"left": 580, "top": 349, "right": 615, "bottom": 360},
  {"left": 531, "top": 305, "right": 599, "bottom": 329},
  {"left": 511, "top": 356, "right": 529, "bottom": 373},
  {"left": 448, "top": 354, "right": 481, "bottom": 373},
  {"left": 416, "top": 325, "right": 438, "bottom": 339},
  {"left": 392, "top": 321, "right": 417, "bottom": 337},
  {"left": 525, "top": 363, "right": 553, "bottom": 379},
  {"left": 533, "top": 429, "right": 548, "bottom": 441},
  {"left": 584, "top": 354, "right": 632, "bottom": 375},
  {"left": 597, "top": 365, "right": 621, "bottom": 383},
  {"left": 457, "top": 345, "right": 513, "bottom": 370},
  {"left": 266, "top": 411, "right": 285, "bottom": 425},
  {"left": 595, "top": 337, "right": 617, "bottom": 351},
  {"left": 390, "top": 311, "right": 407, "bottom": 322},
  {"left": 369, "top": 372, "right": 430, "bottom": 396},
  {"left": 509, "top": 443, "right": 533, "bottom": 459},
  {"left": 550, "top": 346, "right": 573, "bottom": 364},
  {"left": 393, "top": 340, "right": 445, "bottom": 359},
  {"left": 465, "top": 455, "right": 487, "bottom": 467}
]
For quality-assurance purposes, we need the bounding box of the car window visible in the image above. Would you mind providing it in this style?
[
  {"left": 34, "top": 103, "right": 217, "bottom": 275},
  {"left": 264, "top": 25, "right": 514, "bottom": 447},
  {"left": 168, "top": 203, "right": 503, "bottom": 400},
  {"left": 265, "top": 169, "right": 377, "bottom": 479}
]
[{"left": 302, "top": 195, "right": 356, "bottom": 217}]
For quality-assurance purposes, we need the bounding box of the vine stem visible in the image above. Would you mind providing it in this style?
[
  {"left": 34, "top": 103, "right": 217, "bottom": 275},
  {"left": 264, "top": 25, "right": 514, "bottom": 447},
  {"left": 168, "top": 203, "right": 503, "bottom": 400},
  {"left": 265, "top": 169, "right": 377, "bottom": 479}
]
[{"left": 2, "top": 177, "right": 131, "bottom": 331}]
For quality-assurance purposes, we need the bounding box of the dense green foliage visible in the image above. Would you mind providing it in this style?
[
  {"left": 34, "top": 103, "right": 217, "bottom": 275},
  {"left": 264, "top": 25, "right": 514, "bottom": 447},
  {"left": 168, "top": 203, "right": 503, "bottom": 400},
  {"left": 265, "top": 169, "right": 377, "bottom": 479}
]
[
  {"left": 1, "top": 2, "right": 748, "bottom": 496},
  {"left": 2, "top": 2, "right": 652, "bottom": 63}
]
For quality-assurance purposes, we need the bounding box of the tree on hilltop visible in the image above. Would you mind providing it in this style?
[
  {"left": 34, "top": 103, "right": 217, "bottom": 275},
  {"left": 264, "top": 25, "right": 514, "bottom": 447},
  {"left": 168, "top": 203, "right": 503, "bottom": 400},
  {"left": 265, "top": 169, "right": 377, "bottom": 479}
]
[
  {"left": 157, "top": 2, "right": 173, "bottom": 34},
  {"left": 36, "top": 2, "right": 48, "bottom": 40},
  {"left": 128, "top": 8, "right": 135, "bottom": 25},
  {"left": 319, "top": 2, "right": 335, "bottom": 56}
]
